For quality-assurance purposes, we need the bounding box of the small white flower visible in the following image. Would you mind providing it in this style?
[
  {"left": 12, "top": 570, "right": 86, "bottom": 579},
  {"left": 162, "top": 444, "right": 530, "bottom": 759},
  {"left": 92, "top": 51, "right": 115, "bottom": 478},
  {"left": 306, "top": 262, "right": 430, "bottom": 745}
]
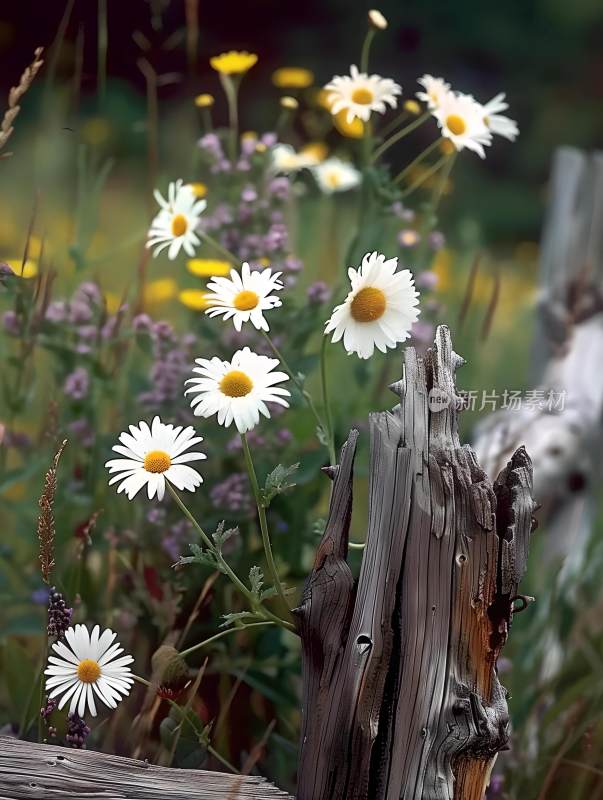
[
  {"left": 185, "top": 347, "right": 290, "bottom": 434},
  {"left": 272, "top": 144, "right": 319, "bottom": 173},
  {"left": 432, "top": 92, "right": 492, "bottom": 159},
  {"left": 105, "top": 416, "right": 206, "bottom": 501},
  {"left": 44, "top": 624, "right": 133, "bottom": 718},
  {"left": 416, "top": 74, "right": 452, "bottom": 109},
  {"left": 147, "top": 180, "right": 207, "bottom": 260},
  {"left": 368, "top": 9, "right": 388, "bottom": 30},
  {"left": 325, "top": 65, "right": 401, "bottom": 124},
  {"left": 325, "top": 251, "right": 420, "bottom": 359},
  {"left": 480, "top": 93, "right": 519, "bottom": 141},
  {"left": 312, "top": 157, "right": 361, "bottom": 194},
  {"left": 205, "top": 261, "right": 283, "bottom": 332}
]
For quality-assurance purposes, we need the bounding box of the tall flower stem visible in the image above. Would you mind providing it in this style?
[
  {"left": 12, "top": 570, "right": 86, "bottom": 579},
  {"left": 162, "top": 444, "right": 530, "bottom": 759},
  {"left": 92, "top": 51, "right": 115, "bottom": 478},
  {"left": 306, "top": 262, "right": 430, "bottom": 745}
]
[
  {"left": 166, "top": 483, "right": 294, "bottom": 632},
  {"left": 220, "top": 74, "right": 239, "bottom": 165},
  {"left": 371, "top": 111, "right": 431, "bottom": 163},
  {"left": 379, "top": 109, "right": 410, "bottom": 140},
  {"left": 200, "top": 231, "right": 239, "bottom": 266},
  {"left": 398, "top": 153, "right": 450, "bottom": 197},
  {"left": 260, "top": 330, "right": 328, "bottom": 450},
  {"left": 320, "top": 335, "right": 337, "bottom": 465},
  {"left": 241, "top": 434, "right": 291, "bottom": 611},
  {"left": 392, "top": 137, "right": 444, "bottom": 186},
  {"left": 360, "top": 28, "right": 376, "bottom": 73}
]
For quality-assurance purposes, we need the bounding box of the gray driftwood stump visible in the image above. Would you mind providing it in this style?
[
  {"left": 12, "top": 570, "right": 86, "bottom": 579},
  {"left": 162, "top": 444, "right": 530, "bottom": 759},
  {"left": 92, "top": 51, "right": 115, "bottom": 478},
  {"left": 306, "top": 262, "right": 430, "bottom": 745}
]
[{"left": 294, "top": 325, "right": 535, "bottom": 800}]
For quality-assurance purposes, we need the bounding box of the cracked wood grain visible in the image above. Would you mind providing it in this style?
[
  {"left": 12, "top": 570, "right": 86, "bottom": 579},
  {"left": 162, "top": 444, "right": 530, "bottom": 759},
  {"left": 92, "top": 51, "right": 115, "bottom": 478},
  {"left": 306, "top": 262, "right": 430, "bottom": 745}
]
[
  {"left": 0, "top": 735, "right": 293, "bottom": 800},
  {"left": 295, "top": 325, "right": 535, "bottom": 800}
]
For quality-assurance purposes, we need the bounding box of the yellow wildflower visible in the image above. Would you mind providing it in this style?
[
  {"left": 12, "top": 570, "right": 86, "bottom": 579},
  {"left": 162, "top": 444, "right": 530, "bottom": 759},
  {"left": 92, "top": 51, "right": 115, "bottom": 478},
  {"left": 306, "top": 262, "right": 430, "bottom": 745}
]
[
  {"left": 272, "top": 67, "right": 314, "bottom": 89},
  {"left": 194, "top": 93, "right": 214, "bottom": 108},
  {"left": 403, "top": 99, "right": 421, "bottom": 115},
  {"left": 301, "top": 142, "right": 328, "bottom": 162},
  {"left": 6, "top": 258, "right": 38, "bottom": 279},
  {"left": 143, "top": 278, "right": 178, "bottom": 305},
  {"left": 187, "top": 259, "right": 231, "bottom": 278},
  {"left": 187, "top": 182, "right": 208, "bottom": 198},
  {"left": 210, "top": 51, "right": 258, "bottom": 76},
  {"left": 333, "top": 109, "right": 364, "bottom": 139},
  {"left": 280, "top": 96, "right": 299, "bottom": 110},
  {"left": 179, "top": 289, "right": 210, "bottom": 310}
]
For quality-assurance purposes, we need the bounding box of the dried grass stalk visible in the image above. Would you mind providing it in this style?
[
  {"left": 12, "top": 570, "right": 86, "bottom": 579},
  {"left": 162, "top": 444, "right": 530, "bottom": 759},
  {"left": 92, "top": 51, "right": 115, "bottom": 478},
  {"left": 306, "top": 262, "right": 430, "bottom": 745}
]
[
  {"left": 37, "top": 439, "right": 67, "bottom": 584},
  {"left": 0, "top": 46, "right": 44, "bottom": 155}
]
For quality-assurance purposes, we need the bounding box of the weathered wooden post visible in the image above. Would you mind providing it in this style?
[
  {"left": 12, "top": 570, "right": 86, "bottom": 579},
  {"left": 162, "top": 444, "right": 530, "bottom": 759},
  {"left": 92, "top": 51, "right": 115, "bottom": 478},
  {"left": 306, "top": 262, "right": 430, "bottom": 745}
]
[{"left": 295, "top": 325, "right": 535, "bottom": 800}]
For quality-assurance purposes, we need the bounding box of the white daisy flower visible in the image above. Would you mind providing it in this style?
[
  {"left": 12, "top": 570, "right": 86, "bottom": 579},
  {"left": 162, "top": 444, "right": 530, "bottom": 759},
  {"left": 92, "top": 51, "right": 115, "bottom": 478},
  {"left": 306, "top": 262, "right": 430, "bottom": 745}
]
[
  {"left": 325, "top": 251, "right": 420, "bottom": 359},
  {"left": 185, "top": 347, "right": 290, "bottom": 434},
  {"left": 105, "top": 416, "right": 206, "bottom": 501},
  {"left": 480, "top": 93, "right": 519, "bottom": 141},
  {"left": 416, "top": 74, "right": 452, "bottom": 109},
  {"left": 147, "top": 179, "right": 207, "bottom": 260},
  {"left": 325, "top": 65, "right": 401, "bottom": 124},
  {"left": 312, "top": 157, "right": 362, "bottom": 194},
  {"left": 204, "top": 261, "right": 283, "bottom": 332},
  {"left": 44, "top": 624, "right": 133, "bottom": 718},
  {"left": 432, "top": 92, "right": 492, "bottom": 159},
  {"left": 271, "top": 144, "right": 319, "bottom": 173}
]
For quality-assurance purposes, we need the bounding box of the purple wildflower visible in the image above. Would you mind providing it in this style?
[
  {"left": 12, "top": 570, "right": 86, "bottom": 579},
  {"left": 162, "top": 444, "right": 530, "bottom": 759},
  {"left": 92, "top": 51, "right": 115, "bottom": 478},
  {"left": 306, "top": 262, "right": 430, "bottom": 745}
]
[
  {"left": 307, "top": 281, "right": 331, "bottom": 304},
  {"left": 63, "top": 367, "right": 89, "bottom": 400}
]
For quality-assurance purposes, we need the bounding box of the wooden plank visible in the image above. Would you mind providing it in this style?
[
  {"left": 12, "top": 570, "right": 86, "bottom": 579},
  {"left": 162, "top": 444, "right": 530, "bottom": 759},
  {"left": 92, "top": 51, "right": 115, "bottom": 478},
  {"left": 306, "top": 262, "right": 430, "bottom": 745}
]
[{"left": 0, "top": 736, "right": 293, "bottom": 800}]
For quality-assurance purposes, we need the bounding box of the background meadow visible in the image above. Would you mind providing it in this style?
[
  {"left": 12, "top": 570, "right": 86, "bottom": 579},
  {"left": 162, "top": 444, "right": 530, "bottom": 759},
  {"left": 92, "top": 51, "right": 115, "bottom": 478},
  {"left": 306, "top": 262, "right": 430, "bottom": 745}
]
[{"left": 1, "top": 1, "right": 602, "bottom": 798}]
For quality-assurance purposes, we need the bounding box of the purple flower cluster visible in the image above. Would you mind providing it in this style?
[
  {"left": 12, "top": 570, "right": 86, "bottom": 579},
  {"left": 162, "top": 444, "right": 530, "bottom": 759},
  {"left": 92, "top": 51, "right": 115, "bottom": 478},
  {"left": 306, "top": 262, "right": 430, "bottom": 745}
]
[
  {"left": 66, "top": 712, "right": 91, "bottom": 748},
  {"left": 63, "top": 367, "right": 90, "bottom": 400},
  {"left": 47, "top": 587, "right": 73, "bottom": 638},
  {"left": 146, "top": 506, "right": 194, "bottom": 561},
  {"left": 307, "top": 281, "right": 332, "bottom": 305},
  {"left": 196, "top": 131, "right": 304, "bottom": 286},
  {"left": 210, "top": 472, "right": 253, "bottom": 516}
]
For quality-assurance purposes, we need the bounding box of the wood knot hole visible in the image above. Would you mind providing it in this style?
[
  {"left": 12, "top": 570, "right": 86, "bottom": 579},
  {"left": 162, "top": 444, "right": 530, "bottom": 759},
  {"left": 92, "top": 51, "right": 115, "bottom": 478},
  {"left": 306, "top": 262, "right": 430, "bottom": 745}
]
[
  {"left": 356, "top": 634, "right": 372, "bottom": 655},
  {"left": 456, "top": 553, "right": 467, "bottom": 566}
]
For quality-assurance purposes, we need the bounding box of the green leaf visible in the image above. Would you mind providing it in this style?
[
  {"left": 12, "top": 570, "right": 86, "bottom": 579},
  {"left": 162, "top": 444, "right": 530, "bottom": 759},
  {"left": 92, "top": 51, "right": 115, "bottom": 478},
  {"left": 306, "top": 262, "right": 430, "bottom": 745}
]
[
  {"left": 176, "top": 543, "right": 220, "bottom": 571},
  {"left": 249, "top": 565, "right": 264, "bottom": 598},
  {"left": 220, "top": 611, "right": 258, "bottom": 628},
  {"left": 212, "top": 521, "right": 239, "bottom": 553},
  {"left": 261, "top": 463, "right": 299, "bottom": 508}
]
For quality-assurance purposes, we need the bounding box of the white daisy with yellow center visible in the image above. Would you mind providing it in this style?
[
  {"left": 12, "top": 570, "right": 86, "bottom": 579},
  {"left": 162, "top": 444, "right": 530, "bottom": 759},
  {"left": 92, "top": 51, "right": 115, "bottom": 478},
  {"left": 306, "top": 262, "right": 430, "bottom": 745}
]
[
  {"left": 185, "top": 347, "right": 290, "bottom": 434},
  {"left": 325, "top": 64, "right": 401, "bottom": 124},
  {"left": 480, "top": 93, "right": 519, "bottom": 141},
  {"left": 147, "top": 179, "right": 207, "bottom": 260},
  {"left": 105, "top": 416, "right": 206, "bottom": 501},
  {"left": 44, "top": 624, "right": 133, "bottom": 718},
  {"left": 204, "top": 261, "right": 283, "bottom": 332},
  {"left": 416, "top": 74, "right": 452, "bottom": 109},
  {"left": 325, "top": 251, "right": 420, "bottom": 359},
  {"left": 271, "top": 144, "right": 319, "bottom": 174},
  {"left": 432, "top": 92, "right": 492, "bottom": 159},
  {"left": 312, "top": 157, "right": 361, "bottom": 194}
]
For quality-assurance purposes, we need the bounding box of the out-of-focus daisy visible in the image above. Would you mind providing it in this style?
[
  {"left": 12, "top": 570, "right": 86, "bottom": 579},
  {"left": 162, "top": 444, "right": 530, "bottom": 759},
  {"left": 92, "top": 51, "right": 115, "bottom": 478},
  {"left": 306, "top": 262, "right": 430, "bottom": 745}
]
[
  {"left": 204, "top": 262, "right": 283, "bottom": 332},
  {"left": 272, "top": 67, "right": 314, "bottom": 89},
  {"left": 368, "top": 9, "right": 388, "bottom": 29},
  {"left": 105, "top": 416, "right": 206, "bottom": 501},
  {"left": 210, "top": 51, "right": 257, "bottom": 76},
  {"left": 280, "top": 96, "right": 299, "bottom": 110},
  {"left": 325, "top": 251, "right": 420, "bottom": 359},
  {"left": 179, "top": 289, "right": 210, "bottom": 310},
  {"left": 272, "top": 144, "right": 319, "bottom": 173},
  {"left": 186, "top": 347, "right": 290, "bottom": 434},
  {"left": 325, "top": 65, "right": 401, "bottom": 124},
  {"left": 312, "top": 158, "right": 361, "bottom": 194},
  {"left": 480, "top": 93, "right": 519, "bottom": 141},
  {"left": 44, "top": 624, "right": 133, "bottom": 718},
  {"left": 416, "top": 75, "right": 452, "bottom": 109},
  {"left": 147, "top": 180, "right": 206, "bottom": 260},
  {"left": 187, "top": 258, "right": 230, "bottom": 278},
  {"left": 432, "top": 93, "right": 492, "bottom": 158}
]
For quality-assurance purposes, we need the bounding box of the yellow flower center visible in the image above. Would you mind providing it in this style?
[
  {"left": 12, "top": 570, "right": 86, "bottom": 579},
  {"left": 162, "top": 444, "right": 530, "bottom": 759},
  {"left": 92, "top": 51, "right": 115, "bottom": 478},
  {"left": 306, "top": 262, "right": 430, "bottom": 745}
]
[
  {"left": 326, "top": 172, "right": 341, "bottom": 188},
  {"left": 233, "top": 290, "right": 260, "bottom": 311},
  {"left": 77, "top": 658, "right": 101, "bottom": 684},
  {"left": 220, "top": 370, "right": 253, "bottom": 397},
  {"left": 351, "top": 87, "right": 374, "bottom": 105},
  {"left": 171, "top": 214, "right": 188, "bottom": 237},
  {"left": 350, "top": 287, "right": 387, "bottom": 322},
  {"left": 143, "top": 450, "right": 172, "bottom": 473},
  {"left": 446, "top": 114, "right": 467, "bottom": 136}
]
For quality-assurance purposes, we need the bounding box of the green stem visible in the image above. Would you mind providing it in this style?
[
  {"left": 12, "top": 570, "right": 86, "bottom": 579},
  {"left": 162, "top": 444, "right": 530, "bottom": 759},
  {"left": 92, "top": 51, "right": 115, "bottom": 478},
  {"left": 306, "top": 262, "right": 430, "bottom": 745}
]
[
  {"left": 348, "top": 541, "right": 366, "bottom": 550},
  {"left": 179, "top": 621, "right": 275, "bottom": 659},
  {"left": 392, "top": 138, "right": 443, "bottom": 186},
  {"left": 200, "top": 232, "right": 239, "bottom": 266},
  {"left": 241, "top": 434, "right": 291, "bottom": 612},
  {"left": 398, "top": 153, "right": 450, "bottom": 197},
  {"left": 221, "top": 74, "right": 239, "bottom": 164},
  {"left": 379, "top": 109, "right": 410, "bottom": 140},
  {"left": 166, "top": 483, "right": 294, "bottom": 632},
  {"left": 360, "top": 28, "right": 376, "bottom": 73},
  {"left": 133, "top": 673, "right": 151, "bottom": 687},
  {"left": 260, "top": 331, "right": 328, "bottom": 448},
  {"left": 414, "top": 152, "right": 457, "bottom": 271},
  {"left": 320, "top": 336, "right": 337, "bottom": 465},
  {"left": 371, "top": 111, "right": 431, "bottom": 163},
  {"left": 208, "top": 745, "right": 239, "bottom": 775}
]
